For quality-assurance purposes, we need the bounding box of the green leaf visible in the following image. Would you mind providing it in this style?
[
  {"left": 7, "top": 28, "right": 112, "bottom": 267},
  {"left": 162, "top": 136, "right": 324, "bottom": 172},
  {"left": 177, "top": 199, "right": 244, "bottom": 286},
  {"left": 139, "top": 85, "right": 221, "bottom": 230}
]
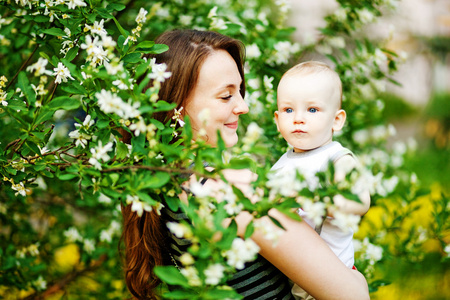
[
  {"left": 244, "top": 221, "right": 255, "bottom": 239},
  {"left": 112, "top": 16, "right": 129, "bottom": 38},
  {"left": 47, "top": 96, "right": 80, "bottom": 110},
  {"left": 61, "top": 83, "right": 86, "bottom": 95},
  {"left": 18, "top": 71, "right": 36, "bottom": 103},
  {"left": 228, "top": 157, "right": 252, "bottom": 170},
  {"left": 97, "top": 119, "right": 110, "bottom": 129},
  {"left": 150, "top": 118, "right": 164, "bottom": 130},
  {"left": 163, "top": 290, "right": 199, "bottom": 299},
  {"left": 35, "top": 109, "right": 54, "bottom": 124},
  {"left": 107, "top": 3, "right": 126, "bottom": 11},
  {"left": 65, "top": 46, "right": 79, "bottom": 62},
  {"left": 39, "top": 52, "right": 53, "bottom": 66},
  {"left": 204, "top": 288, "right": 242, "bottom": 299},
  {"left": 25, "top": 141, "right": 41, "bottom": 155},
  {"left": 142, "top": 172, "right": 170, "bottom": 189},
  {"left": 115, "top": 141, "right": 129, "bottom": 160},
  {"left": 269, "top": 215, "right": 285, "bottom": 231},
  {"left": 96, "top": 8, "right": 113, "bottom": 19},
  {"left": 153, "top": 266, "right": 190, "bottom": 287},
  {"left": 134, "top": 41, "right": 155, "bottom": 49},
  {"left": 58, "top": 173, "right": 78, "bottom": 181},
  {"left": 164, "top": 197, "right": 180, "bottom": 212},
  {"left": 217, "top": 219, "right": 237, "bottom": 249},
  {"left": 153, "top": 101, "right": 176, "bottom": 113},
  {"left": 138, "top": 44, "right": 169, "bottom": 54},
  {"left": 122, "top": 52, "right": 142, "bottom": 63},
  {"left": 41, "top": 28, "right": 66, "bottom": 36}
]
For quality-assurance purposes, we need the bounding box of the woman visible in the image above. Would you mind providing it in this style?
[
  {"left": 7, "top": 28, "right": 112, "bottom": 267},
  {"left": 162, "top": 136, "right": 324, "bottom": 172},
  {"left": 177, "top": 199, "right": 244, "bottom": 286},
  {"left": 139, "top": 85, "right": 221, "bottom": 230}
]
[{"left": 122, "top": 29, "right": 369, "bottom": 300}]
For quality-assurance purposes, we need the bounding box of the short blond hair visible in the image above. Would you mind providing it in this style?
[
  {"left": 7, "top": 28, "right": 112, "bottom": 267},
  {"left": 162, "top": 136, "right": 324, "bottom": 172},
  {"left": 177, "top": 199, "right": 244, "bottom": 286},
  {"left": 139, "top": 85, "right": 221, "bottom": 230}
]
[{"left": 282, "top": 61, "right": 343, "bottom": 107}]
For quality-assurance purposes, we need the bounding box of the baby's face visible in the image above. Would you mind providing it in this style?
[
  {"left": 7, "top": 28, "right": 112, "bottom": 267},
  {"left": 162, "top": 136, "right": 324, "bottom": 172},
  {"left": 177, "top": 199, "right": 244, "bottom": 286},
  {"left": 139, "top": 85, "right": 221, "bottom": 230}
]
[{"left": 274, "top": 73, "right": 345, "bottom": 153}]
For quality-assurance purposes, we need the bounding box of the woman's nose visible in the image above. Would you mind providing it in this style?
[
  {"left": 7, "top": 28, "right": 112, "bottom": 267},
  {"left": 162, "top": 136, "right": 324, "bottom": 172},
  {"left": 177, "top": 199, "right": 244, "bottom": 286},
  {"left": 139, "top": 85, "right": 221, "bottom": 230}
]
[{"left": 233, "top": 94, "right": 249, "bottom": 115}]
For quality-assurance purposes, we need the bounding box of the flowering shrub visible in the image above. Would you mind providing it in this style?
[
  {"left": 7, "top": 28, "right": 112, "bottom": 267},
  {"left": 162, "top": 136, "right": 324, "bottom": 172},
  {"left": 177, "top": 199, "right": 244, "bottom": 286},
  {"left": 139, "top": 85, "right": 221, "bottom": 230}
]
[{"left": 0, "top": 0, "right": 448, "bottom": 299}]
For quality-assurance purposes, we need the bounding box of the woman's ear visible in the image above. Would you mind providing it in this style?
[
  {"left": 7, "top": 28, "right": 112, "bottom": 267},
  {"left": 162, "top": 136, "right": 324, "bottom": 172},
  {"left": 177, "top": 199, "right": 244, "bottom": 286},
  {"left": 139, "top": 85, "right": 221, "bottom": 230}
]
[
  {"left": 274, "top": 111, "right": 280, "bottom": 131},
  {"left": 332, "top": 109, "right": 346, "bottom": 132}
]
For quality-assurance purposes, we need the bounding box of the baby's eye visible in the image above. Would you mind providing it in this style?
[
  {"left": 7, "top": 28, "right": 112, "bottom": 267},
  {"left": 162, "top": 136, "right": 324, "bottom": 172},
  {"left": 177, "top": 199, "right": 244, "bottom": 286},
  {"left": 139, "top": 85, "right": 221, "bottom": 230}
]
[
  {"left": 286, "top": 108, "right": 293, "bottom": 113},
  {"left": 308, "top": 107, "right": 318, "bottom": 113}
]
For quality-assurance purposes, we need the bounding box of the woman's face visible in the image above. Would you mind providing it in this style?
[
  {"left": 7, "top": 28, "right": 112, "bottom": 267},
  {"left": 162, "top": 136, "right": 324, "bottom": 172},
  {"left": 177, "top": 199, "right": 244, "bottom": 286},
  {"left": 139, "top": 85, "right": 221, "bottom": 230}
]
[{"left": 184, "top": 50, "right": 248, "bottom": 147}]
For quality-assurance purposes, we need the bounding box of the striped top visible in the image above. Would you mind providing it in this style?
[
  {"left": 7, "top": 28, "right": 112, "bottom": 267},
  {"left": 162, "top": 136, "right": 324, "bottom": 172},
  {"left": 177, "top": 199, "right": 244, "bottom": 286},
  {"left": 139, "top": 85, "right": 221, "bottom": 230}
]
[{"left": 161, "top": 205, "right": 294, "bottom": 299}]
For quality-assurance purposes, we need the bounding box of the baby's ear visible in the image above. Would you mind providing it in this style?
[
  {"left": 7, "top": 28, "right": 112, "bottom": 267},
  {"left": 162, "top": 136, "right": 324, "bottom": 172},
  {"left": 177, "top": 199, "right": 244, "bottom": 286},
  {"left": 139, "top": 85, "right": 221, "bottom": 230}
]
[
  {"left": 274, "top": 111, "right": 280, "bottom": 132},
  {"left": 332, "top": 109, "right": 346, "bottom": 131}
]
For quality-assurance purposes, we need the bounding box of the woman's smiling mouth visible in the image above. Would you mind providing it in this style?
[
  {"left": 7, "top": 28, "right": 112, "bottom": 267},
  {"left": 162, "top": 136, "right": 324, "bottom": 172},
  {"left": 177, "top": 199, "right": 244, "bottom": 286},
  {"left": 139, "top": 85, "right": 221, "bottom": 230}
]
[{"left": 225, "top": 121, "right": 238, "bottom": 129}]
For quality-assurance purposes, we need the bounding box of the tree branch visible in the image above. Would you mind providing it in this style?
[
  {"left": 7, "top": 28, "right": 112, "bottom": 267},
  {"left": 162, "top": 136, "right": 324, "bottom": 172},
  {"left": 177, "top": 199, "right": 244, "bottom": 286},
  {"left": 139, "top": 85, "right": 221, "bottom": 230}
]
[{"left": 21, "top": 255, "right": 107, "bottom": 300}]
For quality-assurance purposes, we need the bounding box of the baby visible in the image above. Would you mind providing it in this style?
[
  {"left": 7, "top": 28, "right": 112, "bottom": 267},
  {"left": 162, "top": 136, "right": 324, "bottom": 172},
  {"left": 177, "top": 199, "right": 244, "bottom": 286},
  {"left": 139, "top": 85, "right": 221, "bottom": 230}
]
[{"left": 271, "top": 61, "right": 371, "bottom": 300}]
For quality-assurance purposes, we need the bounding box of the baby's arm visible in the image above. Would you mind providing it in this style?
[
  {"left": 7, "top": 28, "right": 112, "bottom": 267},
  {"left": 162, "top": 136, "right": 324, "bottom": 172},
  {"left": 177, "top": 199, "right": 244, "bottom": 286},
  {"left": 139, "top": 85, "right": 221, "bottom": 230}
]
[{"left": 331, "top": 154, "right": 371, "bottom": 216}]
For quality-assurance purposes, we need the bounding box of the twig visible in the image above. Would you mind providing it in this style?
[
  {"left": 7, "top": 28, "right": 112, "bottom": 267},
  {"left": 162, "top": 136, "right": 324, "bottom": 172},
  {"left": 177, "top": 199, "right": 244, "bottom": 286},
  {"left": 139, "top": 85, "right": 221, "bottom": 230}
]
[
  {"left": 5, "top": 44, "right": 39, "bottom": 91},
  {"left": 5, "top": 138, "right": 21, "bottom": 151},
  {"left": 21, "top": 255, "right": 107, "bottom": 300}
]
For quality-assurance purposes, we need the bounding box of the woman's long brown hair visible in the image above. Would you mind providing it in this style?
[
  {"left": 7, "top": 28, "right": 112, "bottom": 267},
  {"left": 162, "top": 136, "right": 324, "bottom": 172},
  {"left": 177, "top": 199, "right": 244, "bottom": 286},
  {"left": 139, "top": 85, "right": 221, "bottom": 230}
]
[{"left": 121, "top": 29, "right": 246, "bottom": 299}]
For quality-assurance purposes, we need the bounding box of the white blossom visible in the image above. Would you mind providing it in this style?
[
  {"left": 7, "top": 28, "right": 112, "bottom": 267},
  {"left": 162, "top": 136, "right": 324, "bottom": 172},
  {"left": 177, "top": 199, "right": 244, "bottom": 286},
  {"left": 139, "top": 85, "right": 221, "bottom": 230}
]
[
  {"left": 129, "top": 117, "right": 147, "bottom": 136},
  {"left": 334, "top": 7, "right": 348, "bottom": 22},
  {"left": 135, "top": 8, "right": 148, "bottom": 24},
  {"left": 328, "top": 36, "right": 346, "bottom": 49},
  {"left": 189, "top": 181, "right": 212, "bottom": 198},
  {"left": 68, "top": 130, "right": 91, "bottom": 148},
  {"left": 64, "top": 227, "right": 82, "bottom": 242},
  {"left": 89, "top": 141, "right": 113, "bottom": 170},
  {"left": 247, "top": 78, "right": 260, "bottom": 90},
  {"left": 224, "top": 238, "right": 260, "bottom": 269},
  {"left": 358, "top": 8, "right": 375, "bottom": 24},
  {"left": 95, "top": 89, "right": 139, "bottom": 120},
  {"left": 0, "top": 91, "right": 7, "bottom": 106},
  {"left": 26, "top": 58, "right": 53, "bottom": 76},
  {"left": 242, "top": 122, "right": 263, "bottom": 151},
  {"left": 12, "top": 182, "right": 29, "bottom": 197},
  {"left": 27, "top": 244, "right": 39, "bottom": 256},
  {"left": 253, "top": 219, "right": 284, "bottom": 246},
  {"left": 148, "top": 63, "right": 171, "bottom": 82},
  {"left": 444, "top": 244, "right": 450, "bottom": 257},
  {"left": 89, "top": 19, "right": 107, "bottom": 36},
  {"left": 179, "top": 253, "right": 195, "bottom": 266},
  {"left": 80, "top": 35, "right": 109, "bottom": 67},
  {"left": 267, "top": 167, "right": 308, "bottom": 198},
  {"left": 65, "top": 0, "right": 87, "bottom": 10},
  {"left": 100, "top": 230, "right": 112, "bottom": 243},
  {"left": 33, "top": 276, "right": 47, "bottom": 291},
  {"left": 125, "top": 195, "right": 153, "bottom": 217},
  {"left": 167, "top": 222, "right": 192, "bottom": 239},
  {"left": 179, "top": 15, "right": 193, "bottom": 26},
  {"left": 180, "top": 266, "right": 201, "bottom": 286},
  {"left": 353, "top": 129, "right": 370, "bottom": 145},
  {"left": 104, "top": 60, "right": 123, "bottom": 75},
  {"left": 300, "top": 199, "right": 326, "bottom": 226},
  {"left": 52, "top": 62, "right": 74, "bottom": 84},
  {"left": 204, "top": 263, "right": 225, "bottom": 285},
  {"left": 263, "top": 75, "right": 274, "bottom": 91},
  {"left": 246, "top": 44, "right": 261, "bottom": 59},
  {"left": 83, "top": 239, "right": 95, "bottom": 254},
  {"left": 268, "top": 41, "right": 300, "bottom": 65},
  {"left": 330, "top": 211, "right": 360, "bottom": 233}
]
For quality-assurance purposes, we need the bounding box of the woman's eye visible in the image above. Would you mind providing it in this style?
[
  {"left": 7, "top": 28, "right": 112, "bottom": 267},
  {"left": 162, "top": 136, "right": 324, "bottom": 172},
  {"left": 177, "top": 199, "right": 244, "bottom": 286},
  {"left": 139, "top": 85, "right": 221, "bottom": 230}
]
[
  {"left": 286, "top": 108, "right": 293, "bottom": 113},
  {"left": 221, "top": 95, "right": 232, "bottom": 100},
  {"left": 308, "top": 107, "right": 318, "bottom": 113}
]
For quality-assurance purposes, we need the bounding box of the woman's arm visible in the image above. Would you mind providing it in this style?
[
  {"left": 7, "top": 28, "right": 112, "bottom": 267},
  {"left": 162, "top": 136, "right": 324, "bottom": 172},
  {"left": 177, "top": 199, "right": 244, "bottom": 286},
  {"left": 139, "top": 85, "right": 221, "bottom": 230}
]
[
  {"left": 196, "top": 169, "right": 370, "bottom": 299},
  {"left": 236, "top": 209, "right": 370, "bottom": 300}
]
